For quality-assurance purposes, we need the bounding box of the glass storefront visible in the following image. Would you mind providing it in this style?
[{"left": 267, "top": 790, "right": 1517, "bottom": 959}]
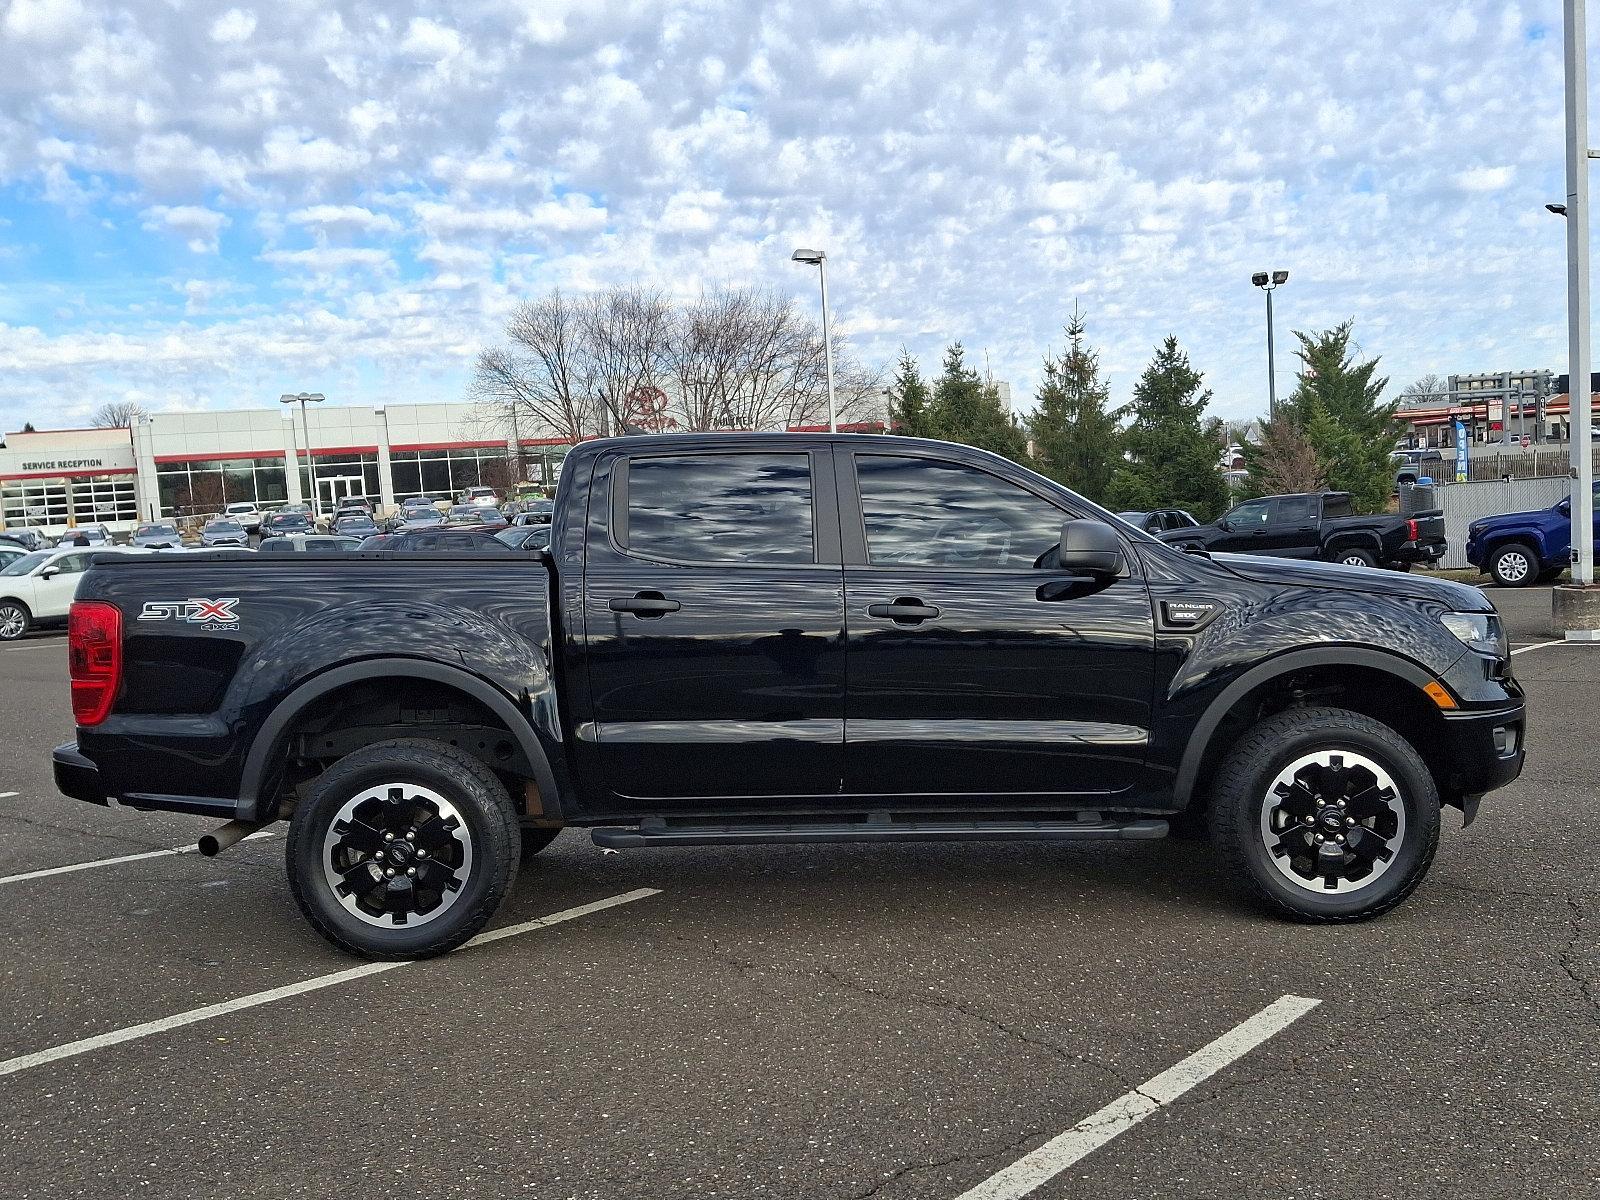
[
  {"left": 388, "top": 447, "right": 522, "bottom": 498},
  {"left": 157, "top": 455, "right": 293, "bottom": 517}
]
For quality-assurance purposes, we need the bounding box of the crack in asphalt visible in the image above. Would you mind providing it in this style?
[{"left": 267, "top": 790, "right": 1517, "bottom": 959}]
[
  {"left": 0, "top": 809, "right": 175, "bottom": 853},
  {"left": 843, "top": 1125, "right": 1046, "bottom": 1200},
  {"left": 1559, "top": 896, "right": 1598, "bottom": 1020}
]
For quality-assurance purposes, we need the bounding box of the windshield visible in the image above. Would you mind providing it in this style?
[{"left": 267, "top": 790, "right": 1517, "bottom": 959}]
[
  {"left": 208, "top": 521, "right": 243, "bottom": 533},
  {"left": 137, "top": 525, "right": 178, "bottom": 537},
  {"left": 1, "top": 550, "right": 50, "bottom": 576}
]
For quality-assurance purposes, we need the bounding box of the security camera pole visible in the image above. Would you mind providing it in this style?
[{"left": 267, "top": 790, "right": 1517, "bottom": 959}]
[
  {"left": 279, "top": 392, "right": 326, "bottom": 517},
  {"left": 791, "top": 248, "right": 838, "bottom": 433},
  {"left": 1251, "top": 270, "right": 1289, "bottom": 416},
  {"left": 1564, "top": 0, "right": 1595, "bottom": 591}
]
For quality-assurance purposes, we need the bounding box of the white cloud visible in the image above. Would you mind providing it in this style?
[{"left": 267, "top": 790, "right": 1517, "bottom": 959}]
[
  {"left": 1454, "top": 165, "right": 1515, "bottom": 192},
  {"left": 288, "top": 204, "right": 402, "bottom": 235},
  {"left": 140, "top": 204, "right": 230, "bottom": 252},
  {"left": 210, "top": 9, "right": 257, "bottom": 44},
  {"left": 3, "top": 0, "right": 84, "bottom": 45},
  {"left": 400, "top": 16, "right": 465, "bottom": 61}
]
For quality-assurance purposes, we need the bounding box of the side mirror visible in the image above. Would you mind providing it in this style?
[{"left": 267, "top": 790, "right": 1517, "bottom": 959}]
[
  {"left": 39, "top": 565, "right": 59, "bottom": 579},
  {"left": 1059, "top": 520, "right": 1124, "bottom": 577}
]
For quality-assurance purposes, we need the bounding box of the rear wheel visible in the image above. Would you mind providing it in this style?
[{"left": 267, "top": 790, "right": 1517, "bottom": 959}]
[
  {"left": 287, "top": 739, "right": 520, "bottom": 959},
  {"left": 1209, "top": 707, "right": 1439, "bottom": 923},
  {"left": 1488, "top": 542, "right": 1538, "bottom": 588},
  {"left": 0, "top": 601, "right": 30, "bottom": 641},
  {"left": 1331, "top": 548, "right": 1377, "bottom": 568}
]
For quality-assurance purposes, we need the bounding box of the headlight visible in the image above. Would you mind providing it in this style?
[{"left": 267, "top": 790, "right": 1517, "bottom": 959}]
[{"left": 1440, "top": 611, "right": 1507, "bottom": 657}]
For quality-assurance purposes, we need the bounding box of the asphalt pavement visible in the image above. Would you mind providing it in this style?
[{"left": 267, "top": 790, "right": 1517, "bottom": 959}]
[{"left": 0, "top": 584, "right": 1595, "bottom": 1199}]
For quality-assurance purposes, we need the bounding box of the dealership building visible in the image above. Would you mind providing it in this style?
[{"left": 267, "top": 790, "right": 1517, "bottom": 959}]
[{"left": 0, "top": 402, "right": 568, "bottom": 536}]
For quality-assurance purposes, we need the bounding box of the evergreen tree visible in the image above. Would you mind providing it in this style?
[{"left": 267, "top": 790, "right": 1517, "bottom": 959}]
[
  {"left": 21, "top": 422, "right": 36, "bottom": 433},
  {"left": 927, "top": 342, "right": 1028, "bottom": 461},
  {"left": 1279, "top": 321, "right": 1396, "bottom": 513},
  {"left": 1026, "top": 306, "right": 1121, "bottom": 502},
  {"left": 1241, "top": 409, "right": 1326, "bottom": 497},
  {"left": 887, "top": 349, "right": 936, "bottom": 437},
  {"left": 1107, "top": 335, "right": 1229, "bottom": 520}
]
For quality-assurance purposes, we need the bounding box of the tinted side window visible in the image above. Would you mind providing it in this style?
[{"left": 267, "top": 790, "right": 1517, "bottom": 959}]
[
  {"left": 855, "top": 455, "right": 1067, "bottom": 569},
  {"left": 53, "top": 554, "right": 90, "bottom": 575},
  {"left": 1273, "top": 497, "right": 1313, "bottom": 522},
  {"left": 626, "top": 453, "right": 814, "bottom": 564},
  {"left": 1226, "top": 499, "right": 1271, "bottom": 528},
  {"left": 1322, "top": 494, "right": 1354, "bottom": 518}
]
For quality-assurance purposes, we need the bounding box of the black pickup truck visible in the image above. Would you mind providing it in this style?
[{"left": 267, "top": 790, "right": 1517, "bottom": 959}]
[
  {"left": 1157, "top": 491, "right": 1447, "bottom": 570},
  {"left": 54, "top": 434, "right": 1524, "bottom": 958}
]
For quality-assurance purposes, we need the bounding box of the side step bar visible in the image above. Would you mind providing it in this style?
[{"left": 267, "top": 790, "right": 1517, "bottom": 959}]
[{"left": 591, "top": 815, "right": 1168, "bottom": 849}]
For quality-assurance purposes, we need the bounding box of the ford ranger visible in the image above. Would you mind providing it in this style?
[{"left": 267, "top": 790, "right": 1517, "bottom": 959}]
[{"left": 53, "top": 434, "right": 1525, "bottom": 958}]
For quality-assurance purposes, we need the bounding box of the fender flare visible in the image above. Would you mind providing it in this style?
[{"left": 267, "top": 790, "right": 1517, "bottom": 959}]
[
  {"left": 239, "top": 658, "right": 562, "bottom": 823},
  {"left": 1172, "top": 645, "right": 1438, "bottom": 808},
  {"left": 1322, "top": 531, "right": 1382, "bottom": 558}
]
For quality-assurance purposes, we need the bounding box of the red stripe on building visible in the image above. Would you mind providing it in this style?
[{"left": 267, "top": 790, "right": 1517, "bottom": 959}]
[{"left": 0, "top": 467, "right": 139, "bottom": 481}]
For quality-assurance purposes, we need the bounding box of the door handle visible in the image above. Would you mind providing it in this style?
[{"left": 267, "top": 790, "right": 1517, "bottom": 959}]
[
  {"left": 867, "top": 598, "right": 941, "bottom": 625},
  {"left": 609, "top": 592, "right": 681, "bottom": 617}
]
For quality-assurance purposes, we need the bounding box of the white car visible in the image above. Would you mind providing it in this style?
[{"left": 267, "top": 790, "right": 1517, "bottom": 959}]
[
  {"left": 0, "top": 546, "right": 139, "bottom": 641},
  {"left": 460, "top": 486, "right": 499, "bottom": 508},
  {"left": 223, "top": 501, "right": 262, "bottom": 533}
]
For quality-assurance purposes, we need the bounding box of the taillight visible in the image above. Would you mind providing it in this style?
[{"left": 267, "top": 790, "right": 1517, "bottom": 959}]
[
  {"left": 1406, "top": 518, "right": 1419, "bottom": 542},
  {"left": 69, "top": 601, "right": 122, "bottom": 726}
]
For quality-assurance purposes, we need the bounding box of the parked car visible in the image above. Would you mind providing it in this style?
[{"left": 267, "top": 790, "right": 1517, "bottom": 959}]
[
  {"left": 0, "top": 546, "right": 136, "bottom": 640},
  {"left": 223, "top": 502, "right": 263, "bottom": 534},
  {"left": 260, "top": 511, "right": 314, "bottom": 539},
  {"left": 331, "top": 512, "right": 382, "bottom": 539},
  {"left": 508, "top": 500, "right": 555, "bottom": 527},
  {"left": 1159, "top": 491, "right": 1447, "bottom": 570},
  {"left": 391, "top": 506, "right": 444, "bottom": 531},
  {"left": 459, "top": 486, "right": 499, "bottom": 508},
  {"left": 399, "top": 494, "right": 443, "bottom": 513},
  {"left": 1117, "top": 510, "right": 1199, "bottom": 535},
  {"left": 57, "top": 433, "right": 1524, "bottom": 958},
  {"left": 258, "top": 535, "right": 364, "bottom": 553},
  {"left": 445, "top": 505, "right": 508, "bottom": 532},
  {"left": 129, "top": 522, "right": 184, "bottom": 550},
  {"left": 360, "top": 529, "right": 513, "bottom": 551},
  {"left": 1465, "top": 485, "right": 1600, "bottom": 586},
  {"left": 57, "top": 524, "right": 113, "bottom": 548},
  {"left": 0, "top": 544, "right": 27, "bottom": 571},
  {"left": 0, "top": 529, "right": 50, "bottom": 552},
  {"left": 1394, "top": 449, "right": 1447, "bottom": 487},
  {"left": 496, "top": 524, "right": 551, "bottom": 550},
  {"left": 200, "top": 520, "right": 251, "bottom": 548}
]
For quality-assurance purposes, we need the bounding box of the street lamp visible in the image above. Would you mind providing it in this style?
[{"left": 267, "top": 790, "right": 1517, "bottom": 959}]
[
  {"left": 1251, "top": 270, "right": 1290, "bottom": 416},
  {"left": 279, "top": 392, "right": 325, "bottom": 516},
  {"left": 791, "top": 248, "right": 838, "bottom": 433}
]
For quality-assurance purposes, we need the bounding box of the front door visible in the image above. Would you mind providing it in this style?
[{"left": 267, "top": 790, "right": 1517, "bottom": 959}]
[
  {"left": 838, "top": 450, "right": 1155, "bottom": 802},
  {"left": 317, "top": 476, "right": 363, "bottom": 518},
  {"left": 579, "top": 447, "right": 846, "bottom": 809},
  {"left": 1211, "top": 497, "right": 1272, "bottom": 553},
  {"left": 33, "top": 552, "right": 91, "bottom": 619}
]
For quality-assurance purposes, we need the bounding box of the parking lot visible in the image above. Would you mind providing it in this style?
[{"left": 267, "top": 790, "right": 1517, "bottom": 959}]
[{"left": 0, "top": 582, "right": 1594, "bottom": 1200}]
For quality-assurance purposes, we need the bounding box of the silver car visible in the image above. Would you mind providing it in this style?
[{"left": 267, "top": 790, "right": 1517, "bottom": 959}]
[
  {"left": 129, "top": 522, "right": 184, "bottom": 550},
  {"left": 200, "top": 520, "right": 250, "bottom": 548}
]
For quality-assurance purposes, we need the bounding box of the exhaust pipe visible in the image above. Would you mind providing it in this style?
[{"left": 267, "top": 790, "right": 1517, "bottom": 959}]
[{"left": 198, "top": 819, "right": 264, "bottom": 857}]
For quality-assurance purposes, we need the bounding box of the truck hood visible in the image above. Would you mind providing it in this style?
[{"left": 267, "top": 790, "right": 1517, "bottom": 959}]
[{"left": 1208, "top": 552, "right": 1493, "bottom": 612}]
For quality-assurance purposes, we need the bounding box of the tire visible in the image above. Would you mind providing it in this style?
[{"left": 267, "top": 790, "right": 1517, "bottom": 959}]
[
  {"left": 1208, "top": 706, "right": 1440, "bottom": 923},
  {"left": 520, "top": 826, "right": 562, "bottom": 857},
  {"left": 0, "top": 601, "right": 30, "bottom": 641},
  {"left": 1488, "top": 542, "right": 1538, "bottom": 588},
  {"left": 286, "top": 739, "right": 521, "bottom": 959},
  {"left": 1330, "top": 548, "right": 1377, "bottom": 568}
]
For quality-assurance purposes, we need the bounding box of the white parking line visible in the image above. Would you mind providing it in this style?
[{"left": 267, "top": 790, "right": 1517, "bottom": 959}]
[
  {"left": 952, "top": 994, "right": 1321, "bottom": 1200},
  {"left": 1511, "top": 640, "right": 1564, "bottom": 656},
  {"left": 0, "top": 831, "right": 275, "bottom": 887},
  {"left": 0, "top": 887, "right": 660, "bottom": 1079},
  {"left": 0, "top": 791, "right": 17, "bottom": 800}
]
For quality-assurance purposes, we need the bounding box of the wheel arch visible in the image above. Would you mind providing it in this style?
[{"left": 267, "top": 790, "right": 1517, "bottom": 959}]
[
  {"left": 240, "top": 658, "right": 562, "bottom": 824},
  {"left": 1173, "top": 647, "right": 1446, "bottom": 811}
]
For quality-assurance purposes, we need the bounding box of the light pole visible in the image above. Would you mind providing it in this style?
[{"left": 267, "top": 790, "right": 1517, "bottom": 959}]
[
  {"left": 279, "top": 392, "right": 325, "bottom": 516},
  {"left": 1251, "top": 270, "right": 1290, "bottom": 416},
  {"left": 792, "top": 248, "right": 838, "bottom": 433},
  {"left": 1563, "top": 0, "right": 1596, "bottom": 592}
]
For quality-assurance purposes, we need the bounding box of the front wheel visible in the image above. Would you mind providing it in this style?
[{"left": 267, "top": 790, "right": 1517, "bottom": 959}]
[
  {"left": 1488, "top": 542, "right": 1538, "bottom": 588},
  {"left": 1208, "top": 707, "right": 1439, "bottom": 922},
  {"left": 0, "top": 601, "right": 30, "bottom": 641},
  {"left": 287, "top": 739, "right": 521, "bottom": 959}
]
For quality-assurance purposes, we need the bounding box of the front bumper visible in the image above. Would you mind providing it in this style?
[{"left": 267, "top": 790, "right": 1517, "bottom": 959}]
[{"left": 1439, "top": 699, "right": 1526, "bottom": 820}]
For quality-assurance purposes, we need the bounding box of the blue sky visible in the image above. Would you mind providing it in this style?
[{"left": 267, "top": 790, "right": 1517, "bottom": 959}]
[{"left": 0, "top": 0, "right": 1581, "bottom": 432}]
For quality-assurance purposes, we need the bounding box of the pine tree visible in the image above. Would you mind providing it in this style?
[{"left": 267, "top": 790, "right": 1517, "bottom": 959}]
[
  {"left": 887, "top": 349, "right": 936, "bottom": 437},
  {"left": 927, "top": 342, "right": 1028, "bottom": 461},
  {"left": 1280, "top": 321, "right": 1396, "bottom": 513},
  {"left": 1026, "top": 307, "right": 1121, "bottom": 502},
  {"left": 1107, "top": 335, "right": 1229, "bottom": 520},
  {"left": 1241, "top": 409, "right": 1326, "bottom": 497}
]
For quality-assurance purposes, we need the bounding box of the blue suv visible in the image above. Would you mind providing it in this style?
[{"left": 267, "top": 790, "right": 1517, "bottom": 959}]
[{"left": 1466, "top": 485, "right": 1600, "bottom": 586}]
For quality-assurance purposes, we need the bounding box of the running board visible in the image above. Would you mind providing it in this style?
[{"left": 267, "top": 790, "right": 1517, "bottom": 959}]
[{"left": 590, "top": 815, "right": 1169, "bottom": 849}]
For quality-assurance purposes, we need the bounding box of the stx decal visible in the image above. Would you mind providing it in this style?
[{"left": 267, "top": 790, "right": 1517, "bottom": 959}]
[{"left": 138, "top": 598, "right": 241, "bottom": 629}]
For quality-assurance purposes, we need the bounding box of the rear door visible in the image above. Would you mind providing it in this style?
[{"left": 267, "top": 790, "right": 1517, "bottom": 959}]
[
  {"left": 837, "top": 448, "right": 1154, "bottom": 802},
  {"left": 1264, "top": 496, "right": 1319, "bottom": 557},
  {"left": 578, "top": 446, "right": 846, "bottom": 808}
]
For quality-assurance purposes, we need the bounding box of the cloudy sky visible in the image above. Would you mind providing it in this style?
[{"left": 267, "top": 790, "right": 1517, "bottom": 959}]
[{"left": 0, "top": 0, "right": 1578, "bottom": 431}]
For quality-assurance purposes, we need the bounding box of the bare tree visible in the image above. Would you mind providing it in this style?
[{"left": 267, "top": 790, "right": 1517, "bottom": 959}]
[
  {"left": 1244, "top": 409, "right": 1326, "bottom": 495},
  {"left": 1399, "top": 374, "right": 1447, "bottom": 405},
  {"left": 91, "top": 401, "right": 148, "bottom": 428},
  {"left": 471, "top": 290, "right": 598, "bottom": 445},
  {"left": 581, "top": 285, "right": 674, "bottom": 433}
]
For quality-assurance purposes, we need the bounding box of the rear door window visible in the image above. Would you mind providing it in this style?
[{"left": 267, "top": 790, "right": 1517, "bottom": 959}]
[
  {"left": 1272, "top": 497, "right": 1314, "bottom": 523},
  {"left": 622, "top": 453, "right": 814, "bottom": 564}
]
